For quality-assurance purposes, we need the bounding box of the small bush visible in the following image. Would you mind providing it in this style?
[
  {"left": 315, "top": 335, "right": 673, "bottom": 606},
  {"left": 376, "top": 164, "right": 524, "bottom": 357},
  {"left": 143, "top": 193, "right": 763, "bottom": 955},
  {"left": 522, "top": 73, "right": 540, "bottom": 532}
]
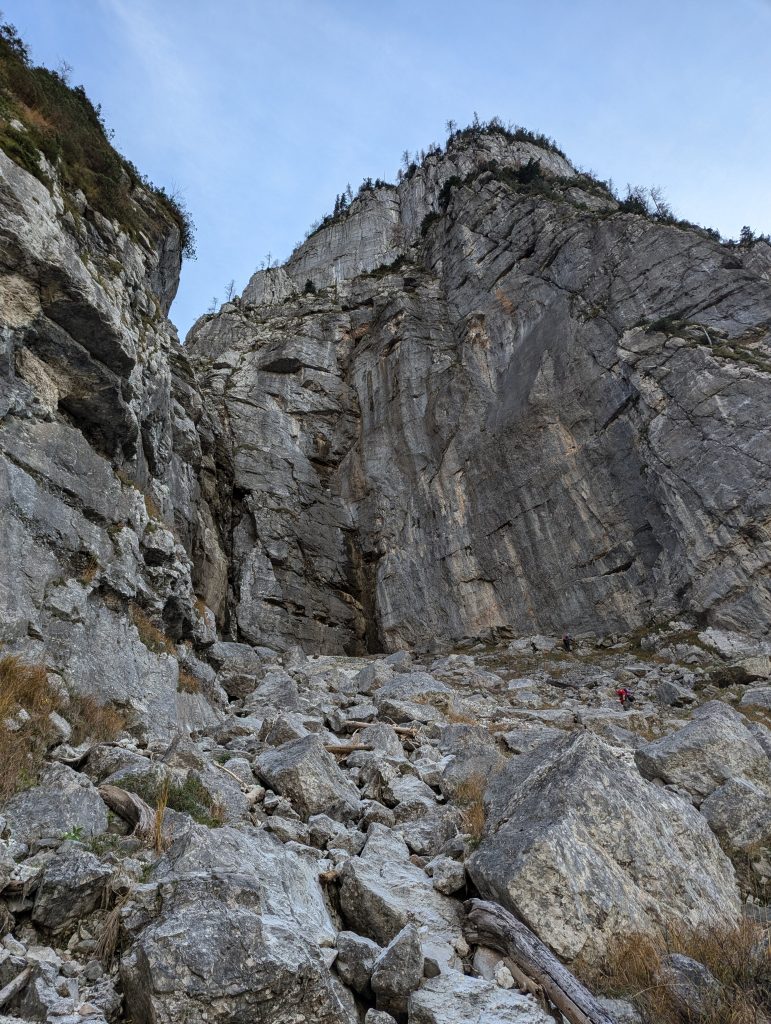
[
  {"left": 420, "top": 211, "right": 441, "bottom": 237},
  {"left": 120, "top": 771, "right": 224, "bottom": 828},
  {"left": 517, "top": 157, "right": 542, "bottom": 185},
  {"left": 618, "top": 185, "right": 651, "bottom": 216},
  {"left": 303, "top": 279, "right": 317, "bottom": 295},
  {"left": 438, "top": 175, "right": 462, "bottom": 211},
  {"left": 646, "top": 314, "right": 685, "bottom": 335}
]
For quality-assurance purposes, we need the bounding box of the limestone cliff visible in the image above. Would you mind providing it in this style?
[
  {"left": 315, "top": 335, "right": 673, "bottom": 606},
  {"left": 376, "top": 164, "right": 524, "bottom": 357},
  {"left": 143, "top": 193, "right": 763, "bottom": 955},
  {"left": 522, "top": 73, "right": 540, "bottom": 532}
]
[
  {"left": 0, "top": 50, "right": 231, "bottom": 736},
  {"left": 2, "top": 42, "right": 771, "bottom": 1024},
  {"left": 188, "top": 129, "right": 771, "bottom": 654}
]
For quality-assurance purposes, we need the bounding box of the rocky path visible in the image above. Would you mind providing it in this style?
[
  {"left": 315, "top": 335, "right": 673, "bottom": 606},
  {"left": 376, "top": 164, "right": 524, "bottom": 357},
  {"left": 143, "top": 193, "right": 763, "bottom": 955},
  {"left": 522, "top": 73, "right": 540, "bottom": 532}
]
[{"left": 1, "top": 622, "right": 769, "bottom": 1023}]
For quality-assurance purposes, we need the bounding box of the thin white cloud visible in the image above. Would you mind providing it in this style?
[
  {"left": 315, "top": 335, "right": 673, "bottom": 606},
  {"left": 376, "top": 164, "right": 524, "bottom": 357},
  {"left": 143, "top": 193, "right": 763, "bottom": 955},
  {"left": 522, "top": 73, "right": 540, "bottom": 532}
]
[{"left": 98, "top": 0, "right": 226, "bottom": 179}]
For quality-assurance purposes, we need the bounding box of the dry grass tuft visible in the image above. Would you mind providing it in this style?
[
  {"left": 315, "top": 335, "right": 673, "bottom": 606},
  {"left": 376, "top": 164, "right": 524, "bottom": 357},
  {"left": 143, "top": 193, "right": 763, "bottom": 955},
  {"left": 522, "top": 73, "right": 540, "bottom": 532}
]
[
  {"left": 143, "top": 491, "right": 161, "bottom": 521},
  {"left": 95, "top": 887, "right": 133, "bottom": 968},
  {"left": 0, "top": 655, "right": 52, "bottom": 721},
  {"left": 210, "top": 797, "right": 227, "bottom": 827},
  {"left": 177, "top": 669, "right": 201, "bottom": 694},
  {"left": 578, "top": 920, "right": 771, "bottom": 1024},
  {"left": 455, "top": 771, "right": 488, "bottom": 845},
  {"left": 69, "top": 694, "right": 125, "bottom": 745},
  {"left": 0, "top": 655, "right": 125, "bottom": 800},
  {"left": 445, "top": 702, "right": 477, "bottom": 725},
  {"left": 723, "top": 840, "right": 771, "bottom": 905},
  {"left": 77, "top": 554, "right": 100, "bottom": 585},
  {"left": 130, "top": 603, "right": 174, "bottom": 655},
  {"left": 738, "top": 703, "right": 771, "bottom": 730},
  {"left": 0, "top": 656, "right": 57, "bottom": 799}
]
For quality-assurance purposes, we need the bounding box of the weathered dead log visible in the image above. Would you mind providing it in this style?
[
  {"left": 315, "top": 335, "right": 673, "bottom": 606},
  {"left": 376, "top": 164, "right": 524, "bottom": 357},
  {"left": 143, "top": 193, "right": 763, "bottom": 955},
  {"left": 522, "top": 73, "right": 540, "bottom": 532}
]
[
  {"left": 463, "top": 899, "right": 617, "bottom": 1024},
  {"left": 0, "top": 966, "right": 32, "bottom": 1009},
  {"left": 98, "top": 784, "right": 156, "bottom": 841},
  {"left": 342, "top": 721, "right": 417, "bottom": 737},
  {"left": 324, "top": 743, "right": 373, "bottom": 756}
]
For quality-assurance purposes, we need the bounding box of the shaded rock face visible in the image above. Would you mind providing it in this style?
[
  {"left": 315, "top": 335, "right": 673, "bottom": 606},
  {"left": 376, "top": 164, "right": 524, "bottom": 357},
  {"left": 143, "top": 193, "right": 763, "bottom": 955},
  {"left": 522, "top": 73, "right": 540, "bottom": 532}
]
[
  {"left": 0, "top": 148, "right": 231, "bottom": 737},
  {"left": 189, "top": 136, "right": 771, "bottom": 653}
]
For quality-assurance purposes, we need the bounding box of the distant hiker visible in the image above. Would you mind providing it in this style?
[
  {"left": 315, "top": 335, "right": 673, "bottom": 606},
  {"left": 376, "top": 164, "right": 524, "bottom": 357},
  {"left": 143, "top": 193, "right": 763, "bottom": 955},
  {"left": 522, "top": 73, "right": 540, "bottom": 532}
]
[
  {"left": 616, "top": 686, "right": 635, "bottom": 709},
  {"left": 562, "top": 633, "right": 573, "bottom": 653},
  {"left": 531, "top": 641, "right": 538, "bottom": 654}
]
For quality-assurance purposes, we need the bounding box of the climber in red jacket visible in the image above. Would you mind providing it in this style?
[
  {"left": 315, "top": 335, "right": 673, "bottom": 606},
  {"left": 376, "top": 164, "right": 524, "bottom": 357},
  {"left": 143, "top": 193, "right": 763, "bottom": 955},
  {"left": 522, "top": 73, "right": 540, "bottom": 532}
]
[{"left": 616, "top": 687, "right": 635, "bottom": 709}]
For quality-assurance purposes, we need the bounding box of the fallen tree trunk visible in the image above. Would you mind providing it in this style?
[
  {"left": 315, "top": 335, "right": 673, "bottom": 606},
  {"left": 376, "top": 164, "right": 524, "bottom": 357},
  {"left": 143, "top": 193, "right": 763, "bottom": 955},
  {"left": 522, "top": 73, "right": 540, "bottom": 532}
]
[
  {"left": 324, "top": 743, "right": 373, "bottom": 755},
  {"left": 342, "top": 721, "right": 417, "bottom": 737},
  {"left": 99, "top": 784, "right": 156, "bottom": 841},
  {"left": 0, "top": 966, "right": 32, "bottom": 1010},
  {"left": 463, "top": 899, "right": 617, "bottom": 1024}
]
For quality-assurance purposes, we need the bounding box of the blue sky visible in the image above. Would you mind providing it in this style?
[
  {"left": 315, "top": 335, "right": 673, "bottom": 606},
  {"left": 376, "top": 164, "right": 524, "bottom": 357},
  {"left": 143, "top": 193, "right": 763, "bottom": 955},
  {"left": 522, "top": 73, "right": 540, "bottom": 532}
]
[{"left": 5, "top": 0, "right": 771, "bottom": 339}]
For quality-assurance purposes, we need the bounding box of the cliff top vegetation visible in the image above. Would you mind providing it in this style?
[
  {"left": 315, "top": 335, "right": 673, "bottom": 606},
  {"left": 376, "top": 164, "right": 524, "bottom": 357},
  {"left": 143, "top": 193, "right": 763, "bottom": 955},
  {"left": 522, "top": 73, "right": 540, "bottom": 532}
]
[{"left": 0, "top": 18, "right": 195, "bottom": 258}]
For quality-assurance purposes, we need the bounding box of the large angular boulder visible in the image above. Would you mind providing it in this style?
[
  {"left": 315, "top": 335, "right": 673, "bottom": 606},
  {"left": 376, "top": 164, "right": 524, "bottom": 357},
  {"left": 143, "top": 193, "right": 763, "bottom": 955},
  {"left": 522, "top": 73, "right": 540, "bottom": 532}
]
[
  {"left": 2, "top": 763, "right": 108, "bottom": 844},
  {"left": 334, "top": 931, "right": 381, "bottom": 994},
  {"left": 699, "top": 777, "right": 771, "bottom": 852},
  {"left": 373, "top": 673, "right": 452, "bottom": 724},
  {"left": 634, "top": 701, "right": 770, "bottom": 800},
  {"left": 121, "top": 822, "right": 355, "bottom": 1024},
  {"left": 740, "top": 685, "right": 771, "bottom": 710},
  {"left": 207, "top": 641, "right": 276, "bottom": 699},
  {"left": 370, "top": 923, "right": 424, "bottom": 1016},
  {"left": 32, "top": 843, "right": 112, "bottom": 933},
  {"left": 256, "top": 735, "right": 360, "bottom": 821},
  {"left": 338, "top": 825, "right": 464, "bottom": 970},
  {"left": 408, "top": 972, "right": 552, "bottom": 1024},
  {"left": 468, "top": 731, "right": 739, "bottom": 962}
]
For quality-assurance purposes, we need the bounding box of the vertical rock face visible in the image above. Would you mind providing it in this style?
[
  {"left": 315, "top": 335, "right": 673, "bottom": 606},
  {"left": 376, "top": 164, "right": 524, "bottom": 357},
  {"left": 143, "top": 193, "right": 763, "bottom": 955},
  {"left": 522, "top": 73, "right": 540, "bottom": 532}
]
[
  {"left": 3, "top": 72, "right": 771, "bottom": 662},
  {"left": 189, "top": 131, "right": 771, "bottom": 653},
  {"left": 0, "top": 145, "right": 230, "bottom": 736}
]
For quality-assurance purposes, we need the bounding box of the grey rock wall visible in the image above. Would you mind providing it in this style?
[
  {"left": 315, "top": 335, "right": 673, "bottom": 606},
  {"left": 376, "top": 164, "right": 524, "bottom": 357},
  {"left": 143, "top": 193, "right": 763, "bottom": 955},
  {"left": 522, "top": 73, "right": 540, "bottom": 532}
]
[
  {"left": 189, "top": 136, "right": 771, "bottom": 652},
  {"left": 0, "top": 149, "right": 230, "bottom": 737}
]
